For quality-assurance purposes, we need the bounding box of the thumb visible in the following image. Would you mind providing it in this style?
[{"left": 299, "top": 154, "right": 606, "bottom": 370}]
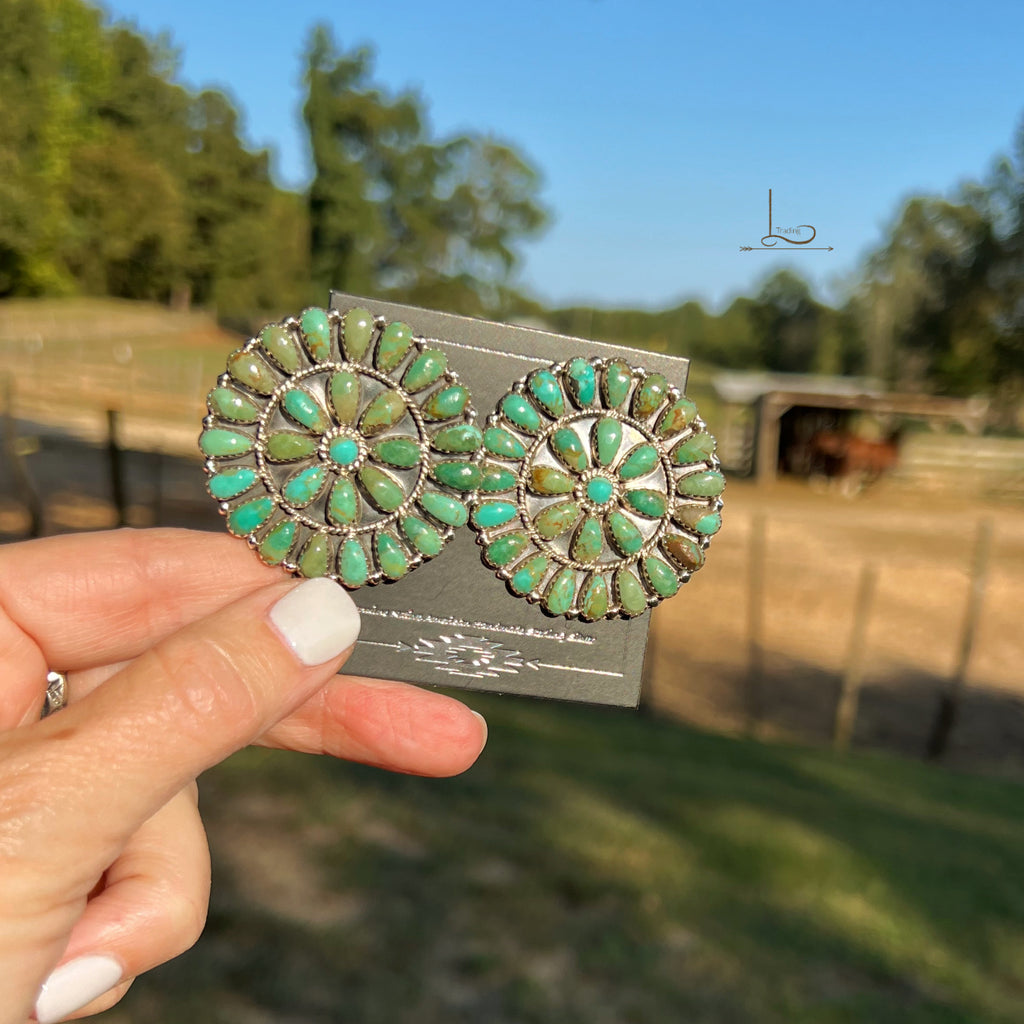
[{"left": 5, "top": 576, "right": 360, "bottom": 875}]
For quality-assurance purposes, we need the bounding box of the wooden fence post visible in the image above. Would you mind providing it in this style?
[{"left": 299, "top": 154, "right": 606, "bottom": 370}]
[
  {"left": 106, "top": 408, "right": 128, "bottom": 528},
  {"left": 2, "top": 376, "right": 44, "bottom": 538},
  {"left": 746, "top": 513, "right": 767, "bottom": 732},
  {"left": 833, "top": 562, "right": 878, "bottom": 751}
]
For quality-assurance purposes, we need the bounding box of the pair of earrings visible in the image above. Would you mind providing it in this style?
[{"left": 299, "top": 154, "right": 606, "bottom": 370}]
[{"left": 199, "top": 305, "right": 724, "bottom": 622}]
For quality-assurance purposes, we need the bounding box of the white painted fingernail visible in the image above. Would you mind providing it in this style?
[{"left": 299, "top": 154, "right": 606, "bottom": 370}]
[
  {"left": 35, "top": 955, "right": 122, "bottom": 1023},
  {"left": 268, "top": 577, "right": 361, "bottom": 666}
]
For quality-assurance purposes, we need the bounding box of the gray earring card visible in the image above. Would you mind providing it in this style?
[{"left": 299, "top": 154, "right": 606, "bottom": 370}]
[{"left": 330, "top": 290, "right": 694, "bottom": 707}]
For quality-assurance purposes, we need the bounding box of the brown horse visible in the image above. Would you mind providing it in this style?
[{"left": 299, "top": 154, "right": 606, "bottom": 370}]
[{"left": 809, "top": 429, "right": 901, "bottom": 495}]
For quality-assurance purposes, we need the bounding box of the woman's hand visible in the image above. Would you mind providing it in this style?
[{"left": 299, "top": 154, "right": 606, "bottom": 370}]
[{"left": 0, "top": 528, "right": 487, "bottom": 1023}]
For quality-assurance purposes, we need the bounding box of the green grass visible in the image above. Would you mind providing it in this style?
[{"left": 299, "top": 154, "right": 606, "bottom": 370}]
[{"left": 111, "top": 697, "right": 1024, "bottom": 1024}]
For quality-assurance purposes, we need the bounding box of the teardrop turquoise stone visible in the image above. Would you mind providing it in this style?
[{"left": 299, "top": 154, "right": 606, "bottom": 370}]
[
  {"left": 501, "top": 393, "right": 541, "bottom": 433},
  {"left": 431, "top": 424, "right": 483, "bottom": 454},
  {"left": 483, "top": 427, "right": 526, "bottom": 460},
  {"left": 534, "top": 500, "right": 581, "bottom": 539},
  {"left": 283, "top": 465, "right": 328, "bottom": 507},
  {"left": 564, "top": 358, "right": 596, "bottom": 407},
  {"left": 579, "top": 574, "right": 609, "bottom": 621},
  {"left": 528, "top": 370, "right": 565, "bottom": 418},
  {"left": 259, "top": 520, "right": 296, "bottom": 566},
  {"left": 200, "top": 428, "right": 253, "bottom": 458},
  {"left": 550, "top": 428, "right": 588, "bottom": 473},
  {"left": 606, "top": 510, "right": 644, "bottom": 555},
  {"left": 299, "top": 533, "right": 331, "bottom": 578},
  {"left": 663, "top": 533, "right": 705, "bottom": 571},
  {"left": 259, "top": 324, "right": 300, "bottom": 373},
  {"left": 529, "top": 465, "right": 574, "bottom": 495},
  {"left": 642, "top": 555, "right": 680, "bottom": 597},
  {"left": 265, "top": 431, "right": 317, "bottom": 462},
  {"left": 338, "top": 538, "right": 369, "bottom": 587},
  {"left": 431, "top": 461, "right": 482, "bottom": 491},
  {"left": 618, "top": 444, "right": 659, "bottom": 480},
  {"left": 372, "top": 436, "right": 421, "bottom": 468},
  {"left": 485, "top": 531, "right": 529, "bottom": 567},
  {"left": 602, "top": 361, "right": 633, "bottom": 408},
  {"left": 657, "top": 397, "right": 698, "bottom": 437},
  {"left": 208, "top": 386, "right": 259, "bottom": 424},
  {"left": 615, "top": 569, "right": 648, "bottom": 617},
  {"left": 571, "top": 516, "right": 603, "bottom": 563},
  {"left": 329, "top": 371, "right": 360, "bottom": 424},
  {"left": 403, "top": 349, "right": 447, "bottom": 392},
  {"left": 479, "top": 464, "right": 517, "bottom": 492},
  {"left": 632, "top": 373, "right": 668, "bottom": 419},
  {"left": 327, "top": 477, "right": 360, "bottom": 525},
  {"left": 282, "top": 388, "right": 329, "bottom": 434},
  {"left": 227, "top": 350, "right": 277, "bottom": 395},
  {"left": 226, "top": 496, "right": 273, "bottom": 537},
  {"left": 300, "top": 307, "right": 332, "bottom": 362},
  {"left": 376, "top": 532, "right": 408, "bottom": 579},
  {"left": 401, "top": 515, "right": 443, "bottom": 557},
  {"left": 675, "top": 507, "right": 722, "bottom": 536},
  {"left": 359, "top": 390, "right": 406, "bottom": 435},
  {"left": 624, "top": 488, "right": 668, "bottom": 518},
  {"left": 676, "top": 470, "right": 725, "bottom": 498},
  {"left": 376, "top": 321, "right": 413, "bottom": 372},
  {"left": 471, "top": 501, "right": 518, "bottom": 529},
  {"left": 343, "top": 307, "right": 374, "bottom": 362},
  {"left": 419, "top": 490, "right": 469, "bottom": 527},
  {"left": 208, "top": 466, "right": 257, "bottom": 500},
  {"left": 359, "top": 464, "right": 406, "bottom": 512},
  {"left": 544, "top": 567, "right": 577, "bottom": 615},
  {"left": 510, "top": 554, "right": 549, "bottom": 596},
  {"left": 592, "top": 418, "right": 622, "bottom": 467},
  {"left": 422, "top": 385, "right": 469, "bottom": 421},
  {"left": 671, "top": 432, "right": 716, "bottom": 465}
]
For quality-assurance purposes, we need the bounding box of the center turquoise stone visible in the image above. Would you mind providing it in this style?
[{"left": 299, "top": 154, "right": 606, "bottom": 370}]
[
  {"left": 328, "top": 437, "right": 360, "bottom": 466},
  {"left": 586, "top": 476, "right": 614, "bottom": 505}
]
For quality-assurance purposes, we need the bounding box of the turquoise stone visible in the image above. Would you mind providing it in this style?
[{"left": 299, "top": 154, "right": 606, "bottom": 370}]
[
  {"left": 259, "top": 324, "right": 301, "bottom": 374},
  {"left": 359, "top": 464, "right": 406, "bottom": 512},
  {"left": 422, "top": 385, "right": 469, "bottom": 421},
  {"left": 327, "top": 477, "right": 360, "bottom": 525},
  {"left": 642, "top": 555, "right": 680, "bottom": 598},
  {"left": 401, "top": 515, "right": 443, "bottom": 557},
  {"left": 227, "top": 349, "right": 277, "bottom": 395},
  {"left": 564, "top": 358, "right": 596, "bottom": 407},
  {"left": 676, "top": 469, "right": 725, "bottom": 498},
  {"left": 671, "top": 432, "right": 716, "bottom": 465},
  {"left": 615, "top": 569, "right": 648, "bottom": 617},
  {"left": 343, "top": 307, "right": 374, "bottom": 362},
  {"left": 606, "top": 510, "right": 644, "bottom": 555},
  {"left": 403, "top": 349, "right": 447, "bottom": 392},
  {"left": 259, "top": 520, "right": 296, "bottom": 566},
  {"left": 338, "top": 538, "right": 369, "bottom": 587},
  {"left": 329, "top": 437, "right": 361, "bottom": 466},
  {"left": 200, "top": 427, "right": 253, "bottom": 458},
  {"left": 550, "top": 427, "right": 588, "bottom": 473},
  {"left": 300, "top": 307, "right": 332, "bottom": 362},
  {"left": 675, "top": 506, "right": 722, "bottom": 536},
  {"left": 376, "top": 532, "right": 408, "bottom": 580},
  {"left": 510, "top": 554, "right": 549, "bottom": 596},
  {"left": 372, "top": 436, "right": 420, "bottom": 468},
  {"left": 419, "top": 490, "right": 469, "bottom": 527},
  {"left": 632, "top": 373, "right": 668, "bottom": 419},
  {"left": 602, "top": 361, "right": 633, "bottom": 408},
  {"left": 657, "top": 397, "right": 698, "bottom": 437},
  {"left": 431, "top": 461, "right": 483, "bottom": 491},
  {"left": 483, "top": 426, "right": 526, "bottom": 460},
  {"left": 299, "top": 533, "right": 331, "bottom": 578},
  {"left": 533, "top": 500, "right": 581, "bottom": 539},
  {"left": 528, "top": 370, "right": 565, "bottom": 418},
  {"left": 592, "top": 418, "right": 622, "bottom": 467},
  {"left": 376, "top": 321, "right": 413, "bottom": 373},
  {"left": 226, "top": 496, "right": 273, "bottom": 537},
  {"left": 359, "top": 389, "right": 406, "bottom": 436},
  {"left": 543, "top": 567, "right": 577, "bottom": 616},
  {"left": 282, "top": 387, "right": 329, "bottom": 434},
  {"left": 208, "top": 466, "right": 257, "bottom": 500},
  {"left": 329, "top": 371, "right": 360, "bottom": 425},
  {"left": 208, "top": 386, "right": 259, "bottom": 424},
  {"left": 485, "top": 531, "right": 529, "bottom": 568},
  {"left": 663, "top": 533, "right": 705, "bottom": 572},
  {"left": 585, "top": 477, "right": 614, "bottom": 505},
  {"left": 579, "top": 574, "right": 609, "bottom": 621},
  {"left": 471, "top": 501, "right": 518, "bottom": 529},
  {"left": 431, "top": 424, "right": 483, "bottom": 453},
  {"left": 624, "top": 488, "right": 668, "bottom": 518},
  {"left": 479, "top": 464, "right": 517, "bottom": 492},
  {"left": 571, "top": 516, "right": 603, "bottom": 563},
  {"left": 618, "top": 444, "right": 659, "bottom": 480},
  {"left": 501, "top": 393, "right": 541, "bottom": 433},
  {"left": 529, "top": 465, "right": 574, "bottom": 495},
  {"left": 265, "top": 431, "right": 317, "bottom": 462},
  {"left": 283, "top": 465, "right": 328, "bottom": 507}
]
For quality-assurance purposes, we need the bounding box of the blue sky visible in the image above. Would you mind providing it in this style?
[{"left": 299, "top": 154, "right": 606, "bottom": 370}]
[{"left": 103, "top": 0, "right": 1024, "bottom": 311}]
